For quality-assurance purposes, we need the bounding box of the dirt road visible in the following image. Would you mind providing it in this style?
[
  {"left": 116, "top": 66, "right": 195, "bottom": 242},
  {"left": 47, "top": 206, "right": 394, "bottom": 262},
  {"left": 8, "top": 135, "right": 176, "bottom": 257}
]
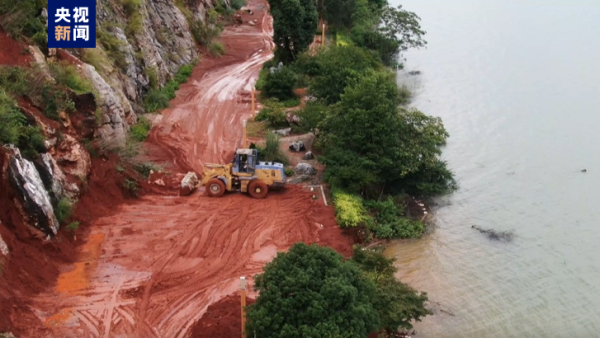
[{"left": 31, "top": 2, "right": 351, "bottom": 337}]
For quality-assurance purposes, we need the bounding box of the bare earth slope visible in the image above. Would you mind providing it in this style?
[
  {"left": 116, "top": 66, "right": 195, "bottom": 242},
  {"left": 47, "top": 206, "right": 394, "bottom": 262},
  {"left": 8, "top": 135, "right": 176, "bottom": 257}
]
[{"left": 30, "top": 1, "right": 351, "bottom": 338}]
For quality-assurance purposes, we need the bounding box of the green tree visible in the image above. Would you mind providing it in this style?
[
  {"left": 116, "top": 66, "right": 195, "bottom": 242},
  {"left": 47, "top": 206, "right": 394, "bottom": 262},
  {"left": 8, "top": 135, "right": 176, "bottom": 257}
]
[
  {"left": 309, "top": 45, "right": 380, "bottom": 105},
  {"left": 352, "top": 247, "right": 432, "bottom": 334},
  {"left": 350, "top": 5, "right": 426, "bottom": 67},
  {"left": 318, "top": 69, "right": 452, "bottom": 196},
  {"left": 270, "top": 0, "right": 318, "bottom": 63},
  {"left": 245, "top": 243, "right": 380, "bottom": 338},
  {"left": 263, "top": 66, "right": 297, "bottom": 100}
]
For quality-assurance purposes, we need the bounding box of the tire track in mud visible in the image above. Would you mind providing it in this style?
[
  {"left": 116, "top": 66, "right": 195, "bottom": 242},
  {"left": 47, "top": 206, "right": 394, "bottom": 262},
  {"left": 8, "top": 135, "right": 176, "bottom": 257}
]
[{"left": 32, "top": 2, "right": 341, "bottom": 337}]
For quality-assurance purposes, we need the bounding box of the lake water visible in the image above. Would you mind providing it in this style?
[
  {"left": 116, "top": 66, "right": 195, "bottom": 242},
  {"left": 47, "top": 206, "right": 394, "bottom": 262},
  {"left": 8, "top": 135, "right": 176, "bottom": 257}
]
[{"left": 386, "top": 1, "right": 600, "bottom": 337}]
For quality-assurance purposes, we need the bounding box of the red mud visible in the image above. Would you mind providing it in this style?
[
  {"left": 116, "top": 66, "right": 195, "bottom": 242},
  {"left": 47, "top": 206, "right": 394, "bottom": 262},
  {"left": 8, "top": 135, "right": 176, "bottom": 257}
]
[
  {"left": 190, "top": 293, "right": 256, "bottom": 338},
  {"left": 0, "top": 27, "right": 31, "bottom": 66},
  {"left": 4, "top": 0, "right": 354, "bottom": 337}
]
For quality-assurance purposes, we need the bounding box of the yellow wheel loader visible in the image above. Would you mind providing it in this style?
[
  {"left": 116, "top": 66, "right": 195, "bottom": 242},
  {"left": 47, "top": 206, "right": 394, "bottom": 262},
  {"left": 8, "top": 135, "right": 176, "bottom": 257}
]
[{"left": 198, "top": 148, "right": 286, "bottom": 198}]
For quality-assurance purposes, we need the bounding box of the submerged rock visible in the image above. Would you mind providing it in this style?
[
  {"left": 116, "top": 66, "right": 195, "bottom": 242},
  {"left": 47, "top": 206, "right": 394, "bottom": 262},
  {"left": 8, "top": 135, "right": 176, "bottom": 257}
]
[{"left": 5, "top": 146, "right": 59, "bottom": 237}]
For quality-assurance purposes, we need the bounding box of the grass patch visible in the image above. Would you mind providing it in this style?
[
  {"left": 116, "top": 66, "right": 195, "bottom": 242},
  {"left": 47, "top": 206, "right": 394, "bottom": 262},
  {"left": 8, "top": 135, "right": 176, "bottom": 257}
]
[
  {"left": 143, "top": 60, "right": 198, "bottom": 112},
  {"left": 55, "top": 198, "right": 73, "bottom": 224},
  {"left": 284, "top": 168, "right": 294, "bottom": 177},
  {"left": 256, "top": 132, "right": 289, "bottom": 166},
  {"left": 122, "top": 178, "right": 139, "bottom": 197},
  {"left": 0, "top": 0, "right": 46, "bottom": 46},
  {"left": 246, "top": 120, "right": 268, "bottom": 138},
  {"left": 48, "top": 61, "right": 94, "bottom": 94},
  {"left": 209, "top": 41, "right": 225, "bottom": 57},
  {"left": 66, "top": 221, "right": 80, "bottom": 231},
  {"left": 97, "top": 29, "right": 127, "bottom": 69},
  {"left": 130, "top": 115, "right": 152, "bottom": 142}
]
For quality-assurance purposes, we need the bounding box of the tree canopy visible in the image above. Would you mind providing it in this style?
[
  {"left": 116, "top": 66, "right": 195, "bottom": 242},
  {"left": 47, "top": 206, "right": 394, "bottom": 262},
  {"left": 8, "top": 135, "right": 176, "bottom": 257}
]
[
  {"left": 308, "top": 45, "right": 380, "bottom": 105},
  {"left": 245, "top": 243, "right": 380, "bottom": 338},
  {"left": 318, "top": 69, "right": 453, "bottom": 196},
  {"left": 269, "top": 0, "right": 318, "bottom": 63},
  {"left": 352, "top": 247, "right": 432, "bottom": 333}
]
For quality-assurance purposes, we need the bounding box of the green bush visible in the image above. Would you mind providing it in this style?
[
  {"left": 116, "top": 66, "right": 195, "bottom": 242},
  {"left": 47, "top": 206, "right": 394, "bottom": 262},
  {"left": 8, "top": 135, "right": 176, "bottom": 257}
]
[
  {"left": 66, "top": 221, "right": 80, "bottom": 231},
  {"left": 256, "top": 132, "right": 289, "bottom": 166},
  {"left": 97, "top": 29, "right": 127, "bottom": 69},
  {"left": 364, "top": 197, "right": 424, "bottom": 239},
  {"left": 231, "top": 0, "right": 247, "bottom": 10},
  {"left": 49, "top": 61, "right": 94, "bottom": 94},
  {"left": 144, "top": 89, "right": 170, "bottom": 112},
  {"left": 295, "top": 100, "right": 327, "bottom": 133},
  {"left": 133, "top": 162, "right": 162, "bottom": 178},
  {"left": 130, "top": 116, "right": 152, "bottom": 142},
  {"left": 0, "top": 0, "right": 46, "bottom": 40},
  {"left": 292, "top": 52, "right": 320, "bottom": 76},
  {"left": 282, "top": 97, "right": 300, "bottom": 108},
  {"left": 262, "top": 66, "right": 297, "bottom": 101},
  {"left": 0, "top": 66, "right": 29, "bottom": 96},
  {"left": 255, "top": 68, "right": 269, "bottom": 91},
  {"left": 0, "top": 92, "right": 25, "bottom": 145},
  {"left": 332, "top": 190, "right": 370, "bottom": 228},
  {"left": 122, "top": 178, "right": 139, "bottom": 197},
  {"left": 209, "top": 41, "right": 225, "bottom": 57},
  {"left": 284, "top": 168, "right": 294, "bottom": 177},
  {"left": 55, "top": 198, "right": 73, "bottom": 224},
  {"left": 121, "top": 0, "right": 142, "bottom": 16},
  {"left": 146, "top": 66, "right": 158, "bottom": 89},
  {"left": 255, "top": 100, "right": 287, "bottom": 126}
]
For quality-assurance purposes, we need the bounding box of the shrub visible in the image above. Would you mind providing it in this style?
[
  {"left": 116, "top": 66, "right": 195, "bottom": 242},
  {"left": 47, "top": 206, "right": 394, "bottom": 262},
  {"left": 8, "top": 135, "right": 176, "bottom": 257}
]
[
  {"left": 255, "top": 68, "right": 269, "bottom": 91},
  {"left": 231, "top": 0, "right": 246, "bottom": 10},
  {"left": 122, "top": 178, "right": 139, "bottom": 197},
  {"left": 0, "top": 92, "right": 25, "bottom": 145},
  {"left": 282, "top": 97, "right": 300, "bottom": 108},
  {"left": 256, "top": 132, "right": 289, "bottom": 165},
  {"left": 55, "top": 198, "right": 73, "bottom": 224},
  {"left": 364, "top": 197, "right": 424, "bottom": 239},
  {"left": 146, "top": 66, "right": 158, "bottom": 89},
  {"left": 133, "top": 162, "right": 162, "bottom": 178},
  {"left": 284, "top": 168, "right": 294, "bottom": 177},
  {"left": 255, "top": 100, "right": 287, "bottom": 126},
  {"left": 209, "top": 41, "right": 225, "bottom": 57},
  {"left": 130, "top": 116, "right": 152, "bottom": 142},
  {"left": 0, "top": 0, "right": 46, "bottom": 40},
  {"left": 295, "top": 100, "right": 327, "bottom": 133},
  {"left": 332, "top": 190, "right": 370, "bottom": 228},
  {"left": 48, "top": 61, "right": 94, "bottom": 94},
  {"left": 262, "top": 66, "right": 297, "bottom": 101},
  {"left": 144, "top": 89, "right": 170, "bottom": 112},
  {"left": 66, "top": 221, "right": 80, "bottom": 231}
]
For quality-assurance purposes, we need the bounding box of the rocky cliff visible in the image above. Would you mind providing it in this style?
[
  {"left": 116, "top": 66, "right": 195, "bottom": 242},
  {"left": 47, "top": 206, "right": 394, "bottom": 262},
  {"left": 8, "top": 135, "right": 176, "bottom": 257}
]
[{"left": 1, "top": 0, "right": 223, "bottom": 237}]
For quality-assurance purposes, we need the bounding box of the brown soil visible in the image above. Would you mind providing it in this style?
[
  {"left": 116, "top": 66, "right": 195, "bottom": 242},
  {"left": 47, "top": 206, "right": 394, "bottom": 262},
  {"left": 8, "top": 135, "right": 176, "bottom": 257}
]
[
  {"left": 0, "top": 27, "right": 31, "bottom": 66},
  {"left": 0, "top": 1, "right": 353, "bottom": 337},
  {"left": 190, "top": 293, "right": 256, "bottom": 338}
]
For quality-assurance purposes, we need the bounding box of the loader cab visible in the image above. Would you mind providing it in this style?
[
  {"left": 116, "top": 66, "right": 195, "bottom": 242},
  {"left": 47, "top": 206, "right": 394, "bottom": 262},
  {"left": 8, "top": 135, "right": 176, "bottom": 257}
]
[{"left": 232, "top": 148, "right": 258, "bottom": 174}]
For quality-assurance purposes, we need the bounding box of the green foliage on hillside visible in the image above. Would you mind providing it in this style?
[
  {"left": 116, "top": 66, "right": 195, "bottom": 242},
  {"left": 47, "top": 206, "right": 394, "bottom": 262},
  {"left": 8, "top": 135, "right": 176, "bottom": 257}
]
[
  {"left": 144, "top": 60, "right": 198, "bottom": 112},
  {"left": 363, "top": 197, "right": 424, "bottom": 239},
  {"left": 262, "top": 66, "right": 297, "bottom": 101},
  {"left": 0, "top": 0, "right": 47, "bottom": 48},
  {"left": 332, "top": 190, "right": 369, "bottom": 228}
]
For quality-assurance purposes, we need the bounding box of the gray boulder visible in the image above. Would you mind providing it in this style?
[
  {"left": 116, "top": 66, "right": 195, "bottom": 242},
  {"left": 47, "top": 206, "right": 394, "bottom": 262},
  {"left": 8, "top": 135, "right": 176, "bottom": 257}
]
[
  {"left": 5, "top": 146, "right": 59, "bottom": 237},
  {"left": 303, "top": 151, "right": 314, "bottom": 160},
  {"left": 273, "top": 128, "right": 291, "bottom": 136},
  {"left": 295, "top": 163, "right": 316, "bottom": 176},
  {"left": 289, "top": 141, "right": 306, "bottom": 152}
]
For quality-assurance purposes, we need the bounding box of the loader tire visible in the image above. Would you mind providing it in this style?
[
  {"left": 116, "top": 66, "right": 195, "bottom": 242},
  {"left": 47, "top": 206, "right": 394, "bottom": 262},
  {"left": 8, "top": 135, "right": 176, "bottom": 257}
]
[
  {"left": 248, "top": 180, "right": 268, "bottom": 199},
  {"left": 206, "top": 179, "right": 226, "bottom": 197}
]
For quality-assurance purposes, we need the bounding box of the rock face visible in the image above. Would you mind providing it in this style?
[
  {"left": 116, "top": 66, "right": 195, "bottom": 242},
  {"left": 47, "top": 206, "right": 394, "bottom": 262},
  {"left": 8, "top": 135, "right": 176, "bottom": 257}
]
[
  {"left": 5, "top": 146, "right": 59, "bottom": 237},
  {"left": 74, "top": 0, "right": 206, "bottom": 143},
  {"left": 81, "top": 64, "right": 132, "bottom": 144},
  {"left": 55, "top": 134, "right": 91, "bottom": 180},
  {"left": 40, "top": 153, "right": 80, "bottom": 200},
  {"left": 0, "top": 225, "right": 8, "bottom": 256}
]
